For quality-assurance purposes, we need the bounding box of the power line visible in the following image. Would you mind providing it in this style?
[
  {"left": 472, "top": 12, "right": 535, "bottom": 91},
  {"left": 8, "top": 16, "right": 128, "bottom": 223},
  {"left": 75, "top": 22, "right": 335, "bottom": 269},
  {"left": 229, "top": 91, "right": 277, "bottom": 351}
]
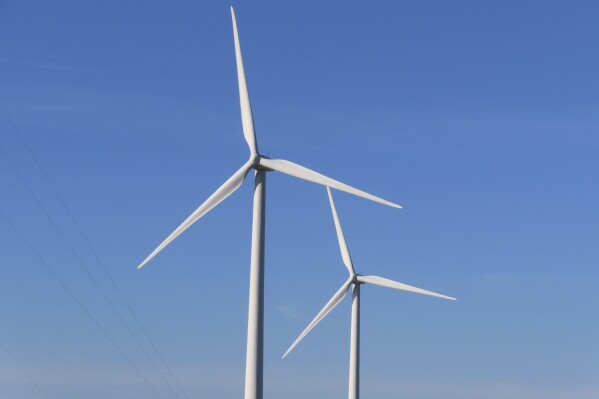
[
  {"left": 0, "top": 209, "right": 166, "bottom": 399},
  {"left": 0, "top": 339, "right": 49, "bottom": 399},
  {"left": 0, "top": 104, "right": 189, "bottom": 399},
  {"left": 0, "top": 387, "right": 14, "bottom": 399}
]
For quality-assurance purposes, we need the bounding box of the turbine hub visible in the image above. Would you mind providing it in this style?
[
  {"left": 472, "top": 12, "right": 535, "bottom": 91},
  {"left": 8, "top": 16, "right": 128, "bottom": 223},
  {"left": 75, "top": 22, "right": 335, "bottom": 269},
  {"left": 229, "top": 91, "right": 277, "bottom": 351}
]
[
  {"left": 251, "top": 154, "right": 261, "bottom": 168},
  {"left": 252, "top": 154, "right": 273, "bottom": 171}
]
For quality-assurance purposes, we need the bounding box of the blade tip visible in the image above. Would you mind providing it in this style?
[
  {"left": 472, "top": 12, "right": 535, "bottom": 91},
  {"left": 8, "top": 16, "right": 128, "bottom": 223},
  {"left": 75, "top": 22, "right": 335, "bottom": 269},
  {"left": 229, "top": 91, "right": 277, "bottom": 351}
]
[
  {"left": 440, "top": 295, "right": 457, "bottom": 301},
  {"left": 137, "top": 258, "right": 151, "bottom": 270}
]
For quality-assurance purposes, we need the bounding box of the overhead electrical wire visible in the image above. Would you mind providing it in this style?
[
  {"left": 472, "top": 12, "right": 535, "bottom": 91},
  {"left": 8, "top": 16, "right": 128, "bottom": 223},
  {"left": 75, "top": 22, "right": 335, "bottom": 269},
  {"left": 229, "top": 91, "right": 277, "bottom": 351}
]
[
  {"left": 0, "top": 386, "right": 15, "bottom": 399},
  {"left": 0, "top": 106, "right": 190, "bottom": 399},
  {"left": 0, "top": 209, "right": 166, "bottom": 399},
  {"left": 0, "top": 108, "right": 173, "bottom": 398},
  {"left": 0, "top": 340, "right": 48, "bottom": 399}
]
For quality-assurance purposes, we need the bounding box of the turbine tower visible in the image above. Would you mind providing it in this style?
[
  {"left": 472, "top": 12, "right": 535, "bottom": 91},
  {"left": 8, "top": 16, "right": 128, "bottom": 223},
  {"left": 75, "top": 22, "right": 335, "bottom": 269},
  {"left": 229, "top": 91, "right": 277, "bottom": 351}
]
[
  {"left": 283, "top": 187, "right": 455, "bottom": 399},
  {"left": 137, "top": 8, "right": 401, "bottom": 399}
]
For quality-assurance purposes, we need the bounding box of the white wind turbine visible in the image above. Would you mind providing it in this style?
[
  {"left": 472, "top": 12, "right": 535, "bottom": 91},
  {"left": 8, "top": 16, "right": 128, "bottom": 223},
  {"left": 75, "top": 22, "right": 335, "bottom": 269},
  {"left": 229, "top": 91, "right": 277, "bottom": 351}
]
[
  {"left": 283, "top": 187, "right": 455, "bottom": 399},
  {"left": 137, "top": 7, "right": 401, "bottom": 399}
]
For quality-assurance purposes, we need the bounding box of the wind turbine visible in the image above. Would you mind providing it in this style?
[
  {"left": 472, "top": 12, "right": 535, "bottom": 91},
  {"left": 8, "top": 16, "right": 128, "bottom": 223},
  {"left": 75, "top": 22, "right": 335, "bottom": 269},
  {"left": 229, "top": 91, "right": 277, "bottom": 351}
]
[
  {"left": 137, "top": 8, "right": 401, "bottom": 399},
  {"left": 283, "top": 187, "right": 455, "bottom": 399}
]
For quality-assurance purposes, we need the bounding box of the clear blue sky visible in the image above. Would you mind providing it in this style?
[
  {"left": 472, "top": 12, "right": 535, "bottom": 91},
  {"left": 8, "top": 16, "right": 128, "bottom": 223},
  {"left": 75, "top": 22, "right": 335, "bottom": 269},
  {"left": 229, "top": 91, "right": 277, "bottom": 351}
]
[{"left": 1, "top": 1, "right": 598, "bottom": 398}]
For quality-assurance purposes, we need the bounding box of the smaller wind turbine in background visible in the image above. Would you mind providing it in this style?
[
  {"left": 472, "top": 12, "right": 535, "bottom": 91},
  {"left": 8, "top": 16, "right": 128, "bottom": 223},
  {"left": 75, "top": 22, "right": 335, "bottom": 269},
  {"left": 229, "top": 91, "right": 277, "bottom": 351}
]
[{"left": 283, "top": 187, "right": 456, "bottom": 399}]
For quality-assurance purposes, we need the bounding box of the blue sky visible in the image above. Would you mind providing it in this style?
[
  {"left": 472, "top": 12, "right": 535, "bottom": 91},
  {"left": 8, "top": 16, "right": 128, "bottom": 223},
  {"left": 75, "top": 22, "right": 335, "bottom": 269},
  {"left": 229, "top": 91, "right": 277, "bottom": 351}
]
[{"left": 1, "top": 1, "right": 598, "bottom": 398}]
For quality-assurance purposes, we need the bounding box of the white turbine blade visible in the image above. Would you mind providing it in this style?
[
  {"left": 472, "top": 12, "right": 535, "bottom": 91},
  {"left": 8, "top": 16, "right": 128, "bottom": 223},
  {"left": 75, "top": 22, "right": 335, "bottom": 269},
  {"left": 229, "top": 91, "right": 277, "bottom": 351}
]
[
  {"left": 259, "top": 158, "right": 402, "bottom": 209},
  {"left": 138, "top": 161, "right": 253, "bottom": 269},
  {"left": 356, "top": 275, "right": 456, "bottom": 301},
  {"left": 231, "top": 7, "right": 258, "bottom": 155},
  {"left": 327, "top": 187, "right": 355, "bottom": 274},
  {"left": 282, "top": 278, "right": 353, "bottom": 359}
]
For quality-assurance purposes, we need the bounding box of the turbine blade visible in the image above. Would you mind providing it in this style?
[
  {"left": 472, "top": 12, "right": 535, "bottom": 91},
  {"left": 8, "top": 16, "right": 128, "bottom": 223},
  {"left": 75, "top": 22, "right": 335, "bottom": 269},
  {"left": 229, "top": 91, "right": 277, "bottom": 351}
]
[
  {"left": 356, "top": 275, "right": 456, "bottom": 301},
  {"left": 259, "top": 158, "right": 402, "bottom": 209},
  {"left": 231, "top": 7, "right": 259, "bottom": 155},
  {"left": 138, "top": 161, "right": 253, "bottom": 269},
  {"left": 327, "top": 187, "right": 355, "bottom": 274},
  {"left": 282, "top": 278, "right": 353, "bottom": 358}
]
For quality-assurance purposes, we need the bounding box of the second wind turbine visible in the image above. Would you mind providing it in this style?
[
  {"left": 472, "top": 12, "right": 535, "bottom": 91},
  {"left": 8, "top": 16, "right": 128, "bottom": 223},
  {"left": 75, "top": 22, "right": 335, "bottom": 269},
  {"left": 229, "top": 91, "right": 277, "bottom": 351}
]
[
  {"left": 137, "top": 7, "right": 401, "bottom": 399},
  {"left": 283, "top": 188, "right": 455, "bottom": 399}
]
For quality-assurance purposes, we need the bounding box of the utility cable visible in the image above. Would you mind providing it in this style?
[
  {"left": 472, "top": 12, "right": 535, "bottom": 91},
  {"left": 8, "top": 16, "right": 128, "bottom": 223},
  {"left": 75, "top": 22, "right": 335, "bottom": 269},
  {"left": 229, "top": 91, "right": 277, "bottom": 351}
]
[
  {"left": 0, "top": 386, "right": 15, "bottom": 399},
  {"left": 0, "top": 143, "right": 173, "bottom": 398},
  {"left": 0, "top": 209, "right": 166, "bottom": 399},
  {"left": 0, "top": 104, "right": 189, "bottom": 399},
  {"left": 0, "top": 339, "right": 49, "bottom": 399}
]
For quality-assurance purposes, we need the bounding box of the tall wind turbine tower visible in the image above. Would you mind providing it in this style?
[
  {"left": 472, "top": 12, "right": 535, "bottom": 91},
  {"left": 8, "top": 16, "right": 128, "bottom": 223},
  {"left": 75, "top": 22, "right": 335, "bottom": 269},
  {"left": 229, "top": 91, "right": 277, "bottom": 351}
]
[{"left": 137, "top": 8, "right": 401, "bottom": 399}]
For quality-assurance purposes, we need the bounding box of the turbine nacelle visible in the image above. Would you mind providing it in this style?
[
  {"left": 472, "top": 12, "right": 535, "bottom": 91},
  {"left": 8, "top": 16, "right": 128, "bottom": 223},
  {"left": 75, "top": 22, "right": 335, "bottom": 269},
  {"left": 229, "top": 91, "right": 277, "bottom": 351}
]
[{"left": 251, "top": 154, "right": 266, "bottom": 169}]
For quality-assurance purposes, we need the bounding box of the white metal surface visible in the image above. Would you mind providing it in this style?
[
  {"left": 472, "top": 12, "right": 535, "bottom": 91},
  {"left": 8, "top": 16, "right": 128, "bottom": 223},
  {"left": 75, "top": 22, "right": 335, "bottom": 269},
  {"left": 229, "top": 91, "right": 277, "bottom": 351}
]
[
  {"left": 259, "top": 158, "right": 401, "bottom": 209},
  {"left": 137, "top": 161, "right": 252, "bottom": 269},
  {"left": 327, "top": 187, "right": 355, "bottom": 274},
  {"left": 356, "top": 275, "right": 456, "bottom": 301},
  {"left": 282, "top": 277, "right": 352, "bottom": 359},
  {"left": 245, "top": 170, "right": 266, "bottom": 399},
  {"left": 348, "top": 284, "right": 360, "bottom": 399},
  {"left": 231, "top": 7, "right": 258, "bottom": 155}
]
